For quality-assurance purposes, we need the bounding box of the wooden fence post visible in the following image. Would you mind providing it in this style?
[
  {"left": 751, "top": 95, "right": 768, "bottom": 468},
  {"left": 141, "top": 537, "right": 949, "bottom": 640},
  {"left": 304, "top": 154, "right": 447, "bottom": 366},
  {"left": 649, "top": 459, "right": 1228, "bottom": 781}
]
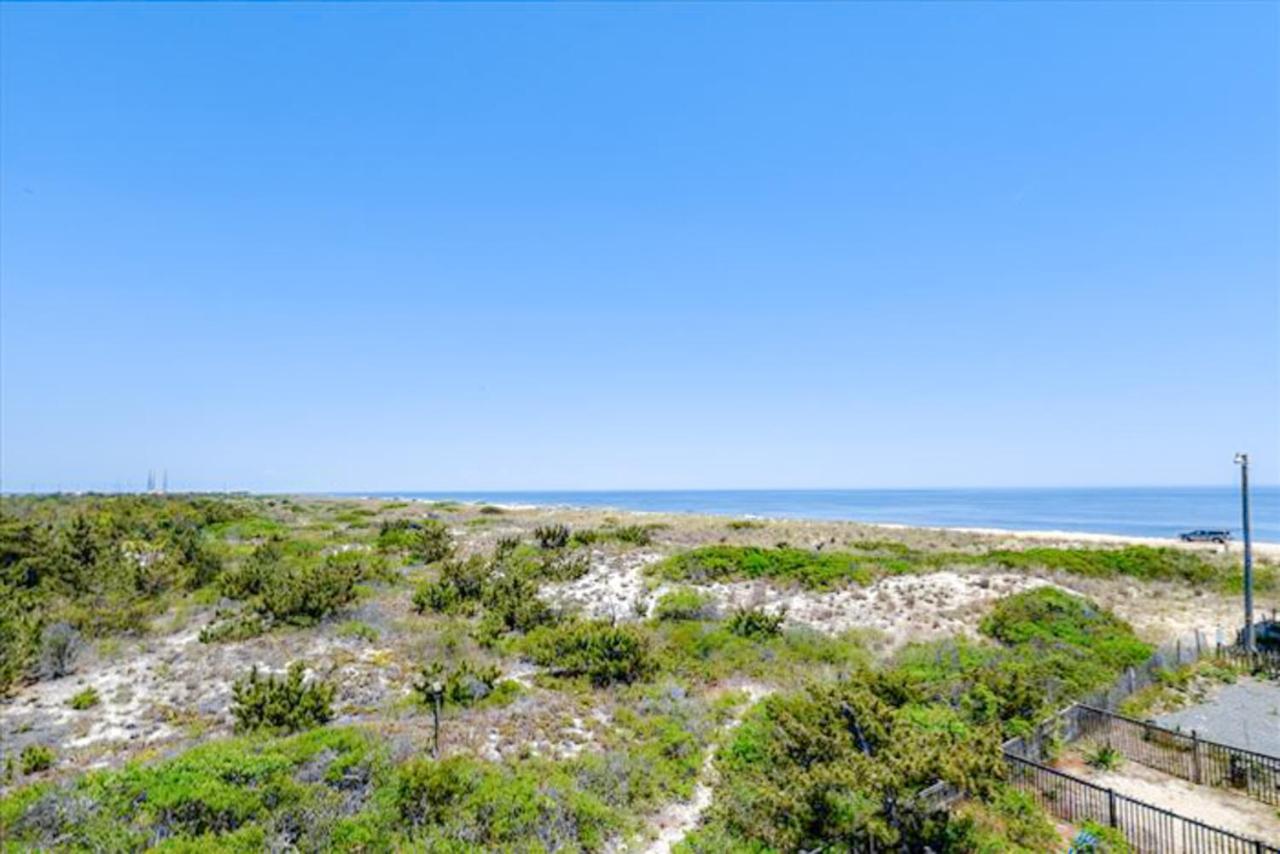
[
  {"left": 1192, "top": 730, "right": 1202, "bottom": 785},
  {"left": 1107, "top": 788, "right": 1118, "bottom": 828}
]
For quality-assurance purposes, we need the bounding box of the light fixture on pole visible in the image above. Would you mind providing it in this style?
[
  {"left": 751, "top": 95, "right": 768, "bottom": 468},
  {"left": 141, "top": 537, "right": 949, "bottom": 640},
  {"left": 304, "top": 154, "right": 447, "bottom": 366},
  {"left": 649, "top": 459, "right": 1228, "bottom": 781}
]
[{"left": 1234, "top": 452, "right": 1254, "bottom": 654}]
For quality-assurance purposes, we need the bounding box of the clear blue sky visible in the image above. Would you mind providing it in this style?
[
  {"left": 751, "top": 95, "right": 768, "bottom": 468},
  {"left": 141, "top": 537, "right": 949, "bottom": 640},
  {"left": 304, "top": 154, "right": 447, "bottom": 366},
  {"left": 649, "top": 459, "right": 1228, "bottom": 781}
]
[{"left": 1, "top": 2, "right": 1276, "bottom": 492}]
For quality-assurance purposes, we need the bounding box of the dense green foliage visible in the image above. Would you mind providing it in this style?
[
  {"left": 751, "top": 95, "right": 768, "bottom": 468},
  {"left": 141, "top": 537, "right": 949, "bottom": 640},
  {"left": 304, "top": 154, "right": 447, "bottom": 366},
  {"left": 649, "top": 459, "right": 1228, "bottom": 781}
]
[
  {"left": 525, "top": 620, "right": 655, "bottom": 686},
  {"left": 230, "top": 663, "right": 335, "bottom": 734},
  {"left": 655, "top": 543, "right": 1239, "bottom": 594},
  {"left": 0, "top": 496, "right": 245, "bottom": 694},
  {"left": 725, "top": 606, "right": 786, "bottom": 639},
  {"left": 652, "top": 587, "right": 716, "bottom": 621},
  {"left": 655, "top": 545, "right": 879, "bottom": 588},
  {"left": 688, "top": 678, "right": 1005, "bottom": 851}
]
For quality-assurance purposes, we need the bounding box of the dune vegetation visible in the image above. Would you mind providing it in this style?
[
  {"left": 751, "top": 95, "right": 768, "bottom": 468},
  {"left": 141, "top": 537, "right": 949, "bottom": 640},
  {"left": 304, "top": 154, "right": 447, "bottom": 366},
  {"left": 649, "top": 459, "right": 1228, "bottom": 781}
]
[{"left": 0, "top": 494, "right": 1265, "bottom": 850}]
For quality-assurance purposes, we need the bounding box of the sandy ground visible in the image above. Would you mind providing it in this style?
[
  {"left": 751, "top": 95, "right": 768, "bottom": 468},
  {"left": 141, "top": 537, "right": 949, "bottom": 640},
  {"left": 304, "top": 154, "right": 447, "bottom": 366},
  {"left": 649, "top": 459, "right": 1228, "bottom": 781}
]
[
  {"left": 1062, "top": 753, "right": 1280, "bottom": 843},
  {"left": 1156, "top": 678, "right": 1280, "bottom": 755}
]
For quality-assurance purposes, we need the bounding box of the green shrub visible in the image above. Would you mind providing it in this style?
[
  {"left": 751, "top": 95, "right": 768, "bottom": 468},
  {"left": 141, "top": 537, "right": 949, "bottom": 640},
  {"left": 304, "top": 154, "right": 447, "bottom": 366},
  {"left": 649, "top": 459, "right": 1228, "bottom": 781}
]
[
  {"left": 726, "top": 519, "right": 764, "bottom": 530},
  {"left": 412, "top": 660, "right": 506, "bottom": 708},
  {"left": 230, "top": 662, "right": 334, "bottom": 734},
  {"left": 477, "top": 505, "right": 504, "bottom": 515},
  {"left": 573, "top": 525, "right": 657, "bottom": 547},
  {"left": 19, "top": 744, "right": 54, "bottom": 775},
  {"left": 725, "top": 606, "right": 785, "bottom": 639},
  {"left": 986, "top": 546, "right": 1219, "bottom": 585},
  {"left": 479, "top": 573, "right": 557, "bottom": 638},
  {"left": 336, "top": 620, "right": 379, "bottom": 642},
  {"left": 413, "top": 519, "right": 455, "bottom": 564},
  {"left": 394, "top": 756, "right": 617, "bottom": 849},
  {"left": 533, "top": 524, "right": 571, "bottom": 550},
  {"left": 199, "top": 611, "right": 266, "bottom": 643},
  {"left": 1076, "top": 820, "right": 1133, "bottom": 852},
  {"left": 653, "top": 588, "right": 716, "bottom": 621},
  {"left": 67, "top": 686, "right": 100, "bottom": 710},
  {"left": 526, "top": 620, "right": 654, "bottom": 686},
  {"left": 700, "top": 679, "right": 1004, "bottom": 851},
  {"left": 947, "top": 785, "right": 1059, "bottom": 853},
  {"left": 980, "top": 587, "right": 1152, "bottom": 675},
  {"left": 259, "top": 560, "right": 359, "bottom": 626},
  {"left": 412, "top": 555, "right": 490, "bottom": 615},
  {"left": 1086, "top": 742, "right": 1123, "bottom": 771},
  {"left": 655, "top": 545, "right": 874, "bottom": 588}
]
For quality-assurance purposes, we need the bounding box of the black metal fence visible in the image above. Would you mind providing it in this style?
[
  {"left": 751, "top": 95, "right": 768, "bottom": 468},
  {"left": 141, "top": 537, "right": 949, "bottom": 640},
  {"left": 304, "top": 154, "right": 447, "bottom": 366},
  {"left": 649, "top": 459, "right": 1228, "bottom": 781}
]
[
  {"left": 1071, "top": 704, "right": 1280, "bottom": 807},
  {"left": 1005, "top": 753, "right": 1280, "bottom": 854},
  {"left": 1216, "top": 645, "right": 1280, "bottom": 679}
]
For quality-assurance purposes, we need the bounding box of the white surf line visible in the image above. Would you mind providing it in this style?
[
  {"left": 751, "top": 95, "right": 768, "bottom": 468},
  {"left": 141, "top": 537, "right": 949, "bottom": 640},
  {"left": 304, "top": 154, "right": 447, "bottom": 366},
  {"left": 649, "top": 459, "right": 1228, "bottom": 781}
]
[{"left": 643, "top": 684, "right": 772, "bottom": 854}]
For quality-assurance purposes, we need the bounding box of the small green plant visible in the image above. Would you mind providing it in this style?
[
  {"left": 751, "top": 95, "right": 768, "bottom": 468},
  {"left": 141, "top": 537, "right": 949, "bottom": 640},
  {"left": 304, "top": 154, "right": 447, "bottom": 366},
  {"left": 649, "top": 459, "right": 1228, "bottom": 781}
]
[
  {"left": 337, "top": 620, "right": 379, "bottom": 642},
  {"left": 726, "top": 606, "right": 786, "bottom": 639},
  {"left": 533, "top": 524, "right": 571, "bottom": 550},
  {"left": 727, "top": 519, "right": 764, "bottom": 530},
  {"left": 413, "top": 660, "right": 505, "bottom": 708},
  {"left": 1075, "top": 821, "right": 1133, "bottom": 852},
  {"left": 230, "top": 662, "right": 334, "bottom": 734},
  {"left": 413, "top": 519, "right": 455, "bottom": 564},
  {"left": 477, "top": 505, "right": 504, "bottom": 515},
  {"left": 1086, "top": 742, "right": 1123, "bottom": 771},
  {"left": 653, "top": 588, "right": 716, "bottom": 621},
  {"left": 67, "top": 686, "right": 100, "bottom": 710},
  {"left": 19, "top": 744, "right": 54, "bottom": 775},
  {"left": 412, "top": 555, "right": 490, "bottom": 614}
]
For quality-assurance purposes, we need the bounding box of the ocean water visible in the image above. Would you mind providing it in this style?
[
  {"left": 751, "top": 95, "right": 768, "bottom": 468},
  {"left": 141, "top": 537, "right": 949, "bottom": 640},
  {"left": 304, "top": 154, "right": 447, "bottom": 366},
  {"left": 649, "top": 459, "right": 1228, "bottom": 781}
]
[{"left": 362, "top": 487, "right": 1280, "bottom": 544}]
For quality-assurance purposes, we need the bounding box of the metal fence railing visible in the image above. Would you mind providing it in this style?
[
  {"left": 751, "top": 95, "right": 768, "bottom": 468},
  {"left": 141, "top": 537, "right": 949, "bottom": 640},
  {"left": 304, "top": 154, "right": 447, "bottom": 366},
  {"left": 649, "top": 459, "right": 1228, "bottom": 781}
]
[
  {"left": 1005, "top": 754, "right": 1280, "bottom": 854},
  {"left": 1072, "top": 704, "right": 1280, "bottom": 807}
]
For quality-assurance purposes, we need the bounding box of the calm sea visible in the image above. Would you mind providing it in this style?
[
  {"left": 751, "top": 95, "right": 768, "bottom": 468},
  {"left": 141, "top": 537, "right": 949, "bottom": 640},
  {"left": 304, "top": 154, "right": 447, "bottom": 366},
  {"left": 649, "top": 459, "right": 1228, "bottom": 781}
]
[{"left": 360, "top": 487, "right": 1280, "bottom": 544}]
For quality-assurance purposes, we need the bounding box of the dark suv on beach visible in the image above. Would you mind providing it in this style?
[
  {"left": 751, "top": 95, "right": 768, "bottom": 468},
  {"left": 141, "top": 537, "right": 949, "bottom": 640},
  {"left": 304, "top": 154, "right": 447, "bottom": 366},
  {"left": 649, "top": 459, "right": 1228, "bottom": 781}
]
[{"left": 1179, "top": 529, "right": 1231, "bottom": 544}]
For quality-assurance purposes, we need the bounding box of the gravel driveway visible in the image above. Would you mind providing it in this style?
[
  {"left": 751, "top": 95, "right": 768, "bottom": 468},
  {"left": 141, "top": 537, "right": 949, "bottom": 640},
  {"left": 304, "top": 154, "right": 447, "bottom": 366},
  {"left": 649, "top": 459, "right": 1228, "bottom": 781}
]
[{"left": 1156, "top": 678, "right": 1280, "bottom": 756}]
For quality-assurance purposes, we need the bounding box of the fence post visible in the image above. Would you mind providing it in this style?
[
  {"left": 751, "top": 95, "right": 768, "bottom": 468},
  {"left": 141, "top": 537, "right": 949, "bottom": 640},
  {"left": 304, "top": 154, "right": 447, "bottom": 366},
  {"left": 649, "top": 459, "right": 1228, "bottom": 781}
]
[
  {"left": 1126, "top": 667, "right": 1135, "bottom": 696},
  {"left": 1192, "top": 730, "right": 1202, "bottom": 785},
  {"left": 1176, "top": 637, "right": 1182, "bottom": 664},
  {"left": 1195, "top": 630, "right": 1203, "bottom": 659},
  {"left": 1107, "top": 787, "right": 1118, "bottom": 828}
]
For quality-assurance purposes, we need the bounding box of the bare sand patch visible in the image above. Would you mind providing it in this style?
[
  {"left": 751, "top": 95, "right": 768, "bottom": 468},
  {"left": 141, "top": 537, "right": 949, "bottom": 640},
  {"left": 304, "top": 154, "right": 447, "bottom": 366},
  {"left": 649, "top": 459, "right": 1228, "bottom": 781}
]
[{"left": 1061, "top": 753, "right": 1280, "bottom": 843}]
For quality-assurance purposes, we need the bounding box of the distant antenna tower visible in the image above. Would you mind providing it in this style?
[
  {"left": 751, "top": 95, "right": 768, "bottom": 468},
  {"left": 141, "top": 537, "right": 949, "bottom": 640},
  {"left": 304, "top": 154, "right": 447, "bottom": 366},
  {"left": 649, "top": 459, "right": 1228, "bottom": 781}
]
[
  {"left": 146, "top": 470, "right": 155, "bottom": 493},
  {"left": 162, "top": 469, "right": 169, "bottom": 495}
]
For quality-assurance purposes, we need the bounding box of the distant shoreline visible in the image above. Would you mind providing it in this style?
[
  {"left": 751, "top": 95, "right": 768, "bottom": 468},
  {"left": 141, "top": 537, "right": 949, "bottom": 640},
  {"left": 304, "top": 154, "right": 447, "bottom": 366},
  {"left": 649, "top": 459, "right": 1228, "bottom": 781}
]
[{"left": 346, "top": 492, "right": 1280, "bottom": 556}]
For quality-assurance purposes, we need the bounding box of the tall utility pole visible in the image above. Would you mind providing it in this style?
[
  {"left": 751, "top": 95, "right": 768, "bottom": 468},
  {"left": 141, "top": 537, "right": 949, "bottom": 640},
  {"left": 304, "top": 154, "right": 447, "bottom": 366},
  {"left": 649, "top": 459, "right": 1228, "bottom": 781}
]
[{"left": 1235, "top": 452, "right": 1254, "bottom": 653}]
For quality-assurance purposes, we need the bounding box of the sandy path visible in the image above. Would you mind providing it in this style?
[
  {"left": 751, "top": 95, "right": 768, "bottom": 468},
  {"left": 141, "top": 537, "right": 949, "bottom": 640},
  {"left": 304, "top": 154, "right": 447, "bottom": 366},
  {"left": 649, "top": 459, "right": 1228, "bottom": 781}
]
[
  {"left": 1064, "top": 755, "right": 1280, "bottom": 843},
  {"left": 643, "top": 684, "right": 771, "bottom": 853}
]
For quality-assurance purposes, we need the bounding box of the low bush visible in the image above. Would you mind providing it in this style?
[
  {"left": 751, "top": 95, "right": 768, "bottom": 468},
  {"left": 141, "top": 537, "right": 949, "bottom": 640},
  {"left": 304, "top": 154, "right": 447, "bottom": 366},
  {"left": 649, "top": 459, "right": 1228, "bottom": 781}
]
[
  {"left": 394, "top": 756, "right": 617, "bottom": 849},
  {"left": 412, "top": 555, "right": 490, "bottom": 615},
  {"left": 697, "top": 678, "right": 1004, "bottom": 851},
  {"left": 259, "top": 560, "right": 359, "bottom": 626},
  {"left": 980, "top": 587, "right": 1152, "bottom": 675},
  {"left": 412, "top": 520, "right": 454, "bottom": 564},
  {"left": 412, "top": 660, "right": 506, "bottom": 708},
  {"left": 230, "top": 662, "right": 334, "bottom": 734},
  {"left": 653, "top": 588, "right": 715, "bottom": 622},
  {"left": 38, "top": 622, "right": 81, "bottom": 678},
  {"left": 533, "top": 524, "right": 571, "bottom": 550},
  {"left": 336, "top": 620, "right": 379, "bottom": 642},
  {"left": 67, "top": 686, "right": 100, "bottom": 710},
  {"left": 525, "top": 620, "right": 654, "bottom": 686},
  {"left": 725, "top": 606, "right": 785, "bottom": 639},
  {"left": 654, "top": 545, "right": 875, "bottom": 589},
  {"left": 1086, "top": 742, "right": 1123, "bottom": 771},
  {"left": 19, "top": 745, "right": 55, "bottom": 775},
  {"left": 984, "top": 546, "right": 1219, "bottom": 586}
]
